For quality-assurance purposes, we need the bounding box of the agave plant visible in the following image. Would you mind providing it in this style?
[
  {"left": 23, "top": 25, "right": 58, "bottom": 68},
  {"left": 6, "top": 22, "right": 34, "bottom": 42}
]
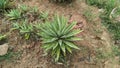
[
  {"left": 7, "top": 9, "right": 21, "bottom": 20},
  {"left": 0, "top": 0, "right": 9, "bottom": 10},
  {"left": 0, "top": 0, "right": 14, "bottom": 11},
  {"left": 18, "top": 4, "right": 29, "bottom": 13},
  {"left": 13, "top": 21, "right": 34, "bottom": 40},
  {"left": 30, "top": 6, "right": 39, "bottom": 13},
  {"left": 38, "top": 15, "right": 82, "bottom": 62},
  {"left": 39, "top": 11, "right": 49, "bottom": 20}
]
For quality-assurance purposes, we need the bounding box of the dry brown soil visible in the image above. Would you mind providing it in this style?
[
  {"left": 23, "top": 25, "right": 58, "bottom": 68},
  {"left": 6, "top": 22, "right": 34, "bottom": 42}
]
[{"left": 0, "top": 0, "right": 120, "bottom": 68}]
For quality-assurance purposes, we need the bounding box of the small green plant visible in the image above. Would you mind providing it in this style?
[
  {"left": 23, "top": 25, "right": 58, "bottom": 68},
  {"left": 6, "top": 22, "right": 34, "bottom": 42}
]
[
  {"left": 13, "top": 21, "right": 34, "bottom": 40},
  {"left": 105, "top": 0, "right": 116, "bottom": 11},
  {"left": 28, "top": 6, "right": 39, "bottom": 20},
  {"left": 38, "top": 15, "right": 82, "bottom": 62},
  {"left": 85, "top": 0, "right": 106, "bottom": 8},
  {"left": 0, "top": 51, "right": 13, "bottom": 61},
  {"left": 0, "top": 0, "right": 10, "bottom": 11},
  {"left": 98, "top": 0, "right": 120, "bottom": 40},
  {"left": 0, "top": 0, "right": 8, "bottom": 9},
  {"left": 7, "top": 9, "right": 21, "bottom": 20},
  {"left": 86, "top": 0, "right": 117, "bottom": 9},
  {"left": 31, "top": 6, "right": 39, "bottom": 13},
  {"left": 0, "top": 50, "right": 22, "bottom": 61},
  {"left": 112, "top": 45, "right": 120, "bottom": 56},
  {"left": 86, "top": 0, "right": 120, "bottom": 41},
  {"left": 39, "top": 11, "right": 49, "bottom": 20},
  {"left": 18, "top": 4, "right": 29, "bottom": 13}
]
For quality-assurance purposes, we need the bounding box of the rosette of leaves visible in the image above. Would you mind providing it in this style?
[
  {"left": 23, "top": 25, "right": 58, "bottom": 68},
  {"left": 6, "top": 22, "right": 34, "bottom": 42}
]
[
  {"left": 38, "top": 15, "right": 82, "bottom": 62},
  {"left": 0, "top": 0, "right": 9, "bottom": 10},
  {"left": 13, "top": 21, "right": 34, "bottom": 40},
  {"left": 18, "top": 4, "right": 29, "bottom": 13},
  {"left": 0, "top": 0, "right": 14, "bottom": 11},
  {"left": 7, "top": 9, "right": 21, "bottom": 20}
]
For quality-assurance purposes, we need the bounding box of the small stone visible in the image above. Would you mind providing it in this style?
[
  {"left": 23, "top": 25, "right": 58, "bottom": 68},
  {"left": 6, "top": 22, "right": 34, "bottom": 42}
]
[
  {"left": 0, "top": 43, "right": 9, "bottom": 56},
  {"left": 56, "top": 62, "right": 63, "bottom": 65},
  {"left": 98, "top": 9, "right": 104, "bottom": 12}
]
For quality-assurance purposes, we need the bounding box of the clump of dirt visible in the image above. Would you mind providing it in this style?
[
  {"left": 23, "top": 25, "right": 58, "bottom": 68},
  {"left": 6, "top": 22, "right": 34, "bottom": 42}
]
[{"left": 0, "top": 0, "right": 118, "bottom": 68}]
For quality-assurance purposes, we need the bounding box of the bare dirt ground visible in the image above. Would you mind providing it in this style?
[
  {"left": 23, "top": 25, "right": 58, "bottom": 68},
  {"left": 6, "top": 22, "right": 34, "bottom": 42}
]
[{"left": 0, "top": 0, "right": 120, "bottom": 68}]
